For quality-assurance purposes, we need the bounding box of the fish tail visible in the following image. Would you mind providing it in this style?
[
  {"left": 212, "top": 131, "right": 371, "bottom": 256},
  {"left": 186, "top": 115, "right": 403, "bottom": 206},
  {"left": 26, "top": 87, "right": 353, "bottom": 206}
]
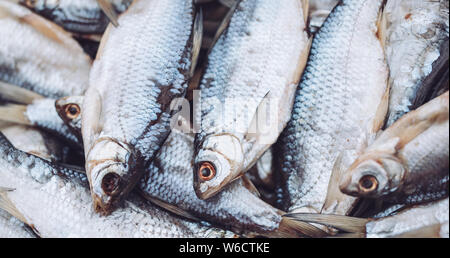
[
  {"left": 268, "top": 216, "right": 329, "bottom": 238},
  {"left": 0, "top": 104, "right": 31, "bottom": 125},
  {"left": 283, "top": 213, "right": 369, "bottom": 234},
  {"left": 0, "top": 81, "right": 44, "bottom": 105}
]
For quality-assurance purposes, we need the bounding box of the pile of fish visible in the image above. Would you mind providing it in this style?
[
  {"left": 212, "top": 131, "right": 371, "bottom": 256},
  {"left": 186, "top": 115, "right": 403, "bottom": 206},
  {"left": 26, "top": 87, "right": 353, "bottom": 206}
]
[{"left": 0, "top": 0, "right": 448, "bottom": 238}]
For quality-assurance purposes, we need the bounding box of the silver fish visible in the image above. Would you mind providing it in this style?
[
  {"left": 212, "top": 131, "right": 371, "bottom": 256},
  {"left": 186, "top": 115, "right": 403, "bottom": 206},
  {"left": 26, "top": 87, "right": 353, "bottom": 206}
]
[
  {"left": 19, "top": 0, "right": 132, "bottom": 34},
  {"left": 0, "top": 132, "right": 233, "bottom": 238},
  {"left": 193, "top": 0, "right": 310, "bottom": 200},
  {"left": 339, "top": 91, "right": 449, "bottom": 205},
  {"left": 82, "top": 0, "right": 197, "bottom": 214},
  {"left": 0, "top": 99, "right": 80, "bottom": 146},
  {"left": 275, "top": 0, "right": 389, "bottom": 216},
  {"left": 0, "top": 1, "right": 91, "bottom": 99},
  {"left": 366, "top": 198, "right": 449, "bottom": 238},
  {"left": 139, "top": 126, "right": 326, "bottom": 238},
  {"left": 286, "top": 198, "right": 449, "bottom": 238},
  {"left": 0, "top": 209, "right": 35, "bottom": 238},
  {"left": 384, "top": 0, "right": 449, "bottom": 127}
]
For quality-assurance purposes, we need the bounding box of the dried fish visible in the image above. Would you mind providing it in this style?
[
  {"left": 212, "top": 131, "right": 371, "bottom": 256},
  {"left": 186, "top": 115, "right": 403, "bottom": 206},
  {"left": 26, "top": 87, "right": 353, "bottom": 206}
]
[
  {"left": 0, "top": 1, "right": 91, "bottom": 98},
  {"left": 275, "top": 0, "right": 389, "bottom": 216},
  {"left": 82, "top": 0, "right": 198, "bottom": 214},
  {"left": 339, "top": 92, "right": 449, "bottom": 205},
  {"left": 193, "top": 0, "right": 310, "bottom": 200}
]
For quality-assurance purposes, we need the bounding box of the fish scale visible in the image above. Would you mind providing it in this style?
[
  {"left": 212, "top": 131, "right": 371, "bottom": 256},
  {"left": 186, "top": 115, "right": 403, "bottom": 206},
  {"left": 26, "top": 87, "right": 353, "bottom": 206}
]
[
  {"left": 20, "top": 0, "right": 133, "bottom": 34},
  {"left": 0, "top": 1, "right": 91, "bottom": 99},
  {"left": 193, "top": 0, "right": 309, "bottom": 200},
  {"left": 0, "top": 132, "right": 233, "bottom": 238},
  {"left": 275, "top": 0, "right": 388, "bottom": 215},
  {"left": 384, "top": 0, "right": 449, "bottom": 127},
  {"left": 339, "top": 92, "right": 449, "bottom": 206},
  {"left": 82, "top": 0, "right": 195, "bottom": 214}
]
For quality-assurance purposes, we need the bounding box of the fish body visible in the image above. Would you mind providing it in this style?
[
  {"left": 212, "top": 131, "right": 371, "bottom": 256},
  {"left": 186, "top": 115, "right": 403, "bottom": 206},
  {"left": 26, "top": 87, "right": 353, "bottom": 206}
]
[
  {"left": 366, "top": 198, "right": 449, "bottom": 238},
  {"left": 19, "top": 0, "right": 132, "bottom": 34},
  {"left": 82, "top": 0, "right": 195, "bottom": 214},
  {"left": 384, "top": 0, "right": 449, "bottom": 127},
  {"left": 340, "top": 91, "right": 449, "bottom": 205},
  {"left": 275, "top": 0, "right": 389, "bottom": 215},
  {"left": 193, "top": 0, "right": 310, "bottom": 200},
  {"left": 0, "top": 132, "right": 232, "bottom": 238},
  {"left": 140, "top": 129, "right": 283, "bottom": 237},
  {"left": 0, "top": 1, "right": 91, "bottom": 99}
]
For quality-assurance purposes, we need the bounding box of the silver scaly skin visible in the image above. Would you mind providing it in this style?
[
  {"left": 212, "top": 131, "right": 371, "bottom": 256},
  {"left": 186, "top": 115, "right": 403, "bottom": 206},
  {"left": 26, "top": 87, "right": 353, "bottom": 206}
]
[
  {"left": 194, "top": 0, "right": 310, "bottom": 200},
  {"left": 19, "top": 0, "right": 132, "bottom": 34},
  {"left": 82, "top": 0, "right": 195, "bottom": 214},
  {"left": 366, "top": 198, "right": 449, "bottom": 238},
  {"left": 0, "top": 209, "right": 35, "bottom": 238},
  {"left": 275, "top": 0, "right": 389, "bottom": 215},
  {"left": 340, "top": 92, "right": 449, "bottom": 205},
  {"left": 0, "top": 1, "right": 91, "bottom": 99},
  {"left": 384, "top": 0, "right": 449, "bottom": 127},
  {"left": 0, "top": 132, "right": 234, "bottom": 238},
  {"left": 140, "top": 129, "right": 283, "bottom": 237}
]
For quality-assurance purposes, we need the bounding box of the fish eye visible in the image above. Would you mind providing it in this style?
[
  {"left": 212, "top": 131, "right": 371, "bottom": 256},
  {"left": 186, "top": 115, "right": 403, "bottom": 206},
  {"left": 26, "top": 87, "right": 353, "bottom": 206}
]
[
  {"left": 25, "top": 0, "right": 37, "bottom": 7},
  {"left": 64, "top": 104, "right": 80, "bottom": 120},
  {"left": 198, "top": 162, "right": 216, "bottom": 181},
  {"left": 358, "top": 174, "right": 378, "bottom": 193}
]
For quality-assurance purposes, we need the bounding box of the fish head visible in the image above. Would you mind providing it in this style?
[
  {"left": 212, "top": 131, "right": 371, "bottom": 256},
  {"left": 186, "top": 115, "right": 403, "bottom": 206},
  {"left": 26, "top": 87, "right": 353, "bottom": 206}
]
[
  {"left": 55, "top": 96, "right": 83, "bottom": 134},
  {"left": 86, "top": 138, "right": 136, "bottom": 215},
  {"left": 20, "top": 0, "right": 58, "bottom": 11},
  {"left": 193, "top": 134, "right": 244, "bottom": 200},
  {"left": 339, "top": 154, "right": 405, "bottom": 198}
]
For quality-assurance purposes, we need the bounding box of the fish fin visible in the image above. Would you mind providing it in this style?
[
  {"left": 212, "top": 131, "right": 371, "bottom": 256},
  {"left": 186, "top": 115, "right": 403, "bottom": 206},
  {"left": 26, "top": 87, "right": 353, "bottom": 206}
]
[
  {"left": 270, "top": 216, "right": 329, "bottom": 238},
  {"left": 300, "top": 0, "right": 309, "bottom": 25},
  {"left": 321, "top": 152, "right": 357, "bottom": 215},
  {"left": 142, "top": 195, "right": 201, "bottom": 222},
  {"left": 372, "top": 77, "right": 390, "bottom": 133},
  {"left": 291, "top": 37, "right": 312, "bottom": 86},
  {"left": 95, "top": 23, "right": 113, "bottom": 60},
  {"left": 327, "top": 232, "right": 366, "bottom": 238},
  {"left": 0, "top": 104, "right": 31, "bottom": 125},
  {"left": 376, "top": 0, "right": 388, "bottom": 50},
  {"left": 283, "top": 213, "right": 369, "bottom": 233},
  {"left": 218, "top": 0, "right": 236, "bottom": 8},
  {"left": 0, "top": 187, "right": 33, "bottom": 230},
  {"left": 240, "top": 175, "right": 261, "bottom": 198},
  {"left": 0, "top": 81, "right": 44, "bottom": 104},
  {"left": 190, "top": 7, "right": 203, "bottom": 78},
  {"left": 97, "top": 0, "right": 119, "bottom": 27},
  {"left": 207, "top": 0, "right": 240, "bottom": 55},
  {"left": 20, "top": 13, "right": 69, "bottom": 46}
]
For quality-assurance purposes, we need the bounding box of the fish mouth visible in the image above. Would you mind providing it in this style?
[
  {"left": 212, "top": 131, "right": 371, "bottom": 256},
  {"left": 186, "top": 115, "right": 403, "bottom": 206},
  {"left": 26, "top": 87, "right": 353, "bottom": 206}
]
[{"left": 89, "top": 162, "right": 128, "bottom": 215}]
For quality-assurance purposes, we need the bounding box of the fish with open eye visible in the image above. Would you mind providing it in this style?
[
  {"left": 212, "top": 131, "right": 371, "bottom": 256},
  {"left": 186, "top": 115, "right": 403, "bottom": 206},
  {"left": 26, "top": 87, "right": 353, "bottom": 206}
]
[
  {"left": 0, "top": 132, "right": 234, "bottom": 238},
  {"left": 82, "top": 0, "right": 202, "bottom": 215},
  {"left": 274, "top": 0, "right": 390, "bottom": 217},
  {"left": 339, "top": 91, "right": 449, "bottom": 206},
  {"left": 193, "top": 0, "right": 311, "bottom": 200},
  {"left": 0, "top": 1, "right": 91, "bottom": 99}
]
